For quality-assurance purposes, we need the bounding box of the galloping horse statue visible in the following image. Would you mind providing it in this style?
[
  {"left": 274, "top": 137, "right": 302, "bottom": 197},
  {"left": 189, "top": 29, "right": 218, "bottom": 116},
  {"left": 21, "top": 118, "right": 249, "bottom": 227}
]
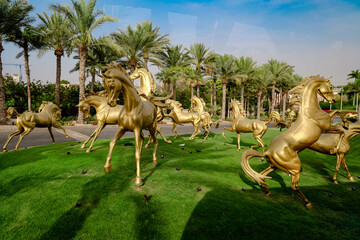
[
  {"left": 222, "top": 99, "right": 276, "bottom": 151},
  {"left": 77, "top": 92, "right": 123, "bottom": 152},
  {"left": 101, "top": 63, "right": 172, "bottom": 186},
  {"left": 3, "top": 102, "right": 69, "bottom": 152},
  {"left": 129, "top": 68, "right": 172, "bottom": 145},
  {"left": 308, "top": 122, "right": 360, "bottom": 184},
  {"left": 241, "top": 76, "right": 348, "bottom": 208},
  {"left": 166, "top": 99, "right": 203, "bottom": 140},
  {"left": 190, "top": 96, "right": 220, "bottom": 140}
]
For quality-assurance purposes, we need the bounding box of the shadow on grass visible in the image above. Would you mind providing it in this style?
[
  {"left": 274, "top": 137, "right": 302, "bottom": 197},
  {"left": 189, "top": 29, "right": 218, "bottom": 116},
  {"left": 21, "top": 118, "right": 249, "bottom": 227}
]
[{"left": 181, "top": 183, "right": 360, "bottom": 240}]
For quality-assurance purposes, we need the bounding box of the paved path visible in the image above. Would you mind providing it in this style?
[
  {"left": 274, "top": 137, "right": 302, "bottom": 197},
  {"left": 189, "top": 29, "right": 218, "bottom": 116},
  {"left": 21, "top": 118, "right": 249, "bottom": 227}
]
[{"left": 0, "top": 121, "right": 237, "bottom": 151}]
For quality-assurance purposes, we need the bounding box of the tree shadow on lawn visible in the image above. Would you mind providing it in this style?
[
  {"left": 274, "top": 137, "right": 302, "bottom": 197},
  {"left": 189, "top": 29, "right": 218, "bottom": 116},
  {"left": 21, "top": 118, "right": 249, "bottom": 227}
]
[{"left": 181, "top": 183, "right": 360, "bottom": 240}]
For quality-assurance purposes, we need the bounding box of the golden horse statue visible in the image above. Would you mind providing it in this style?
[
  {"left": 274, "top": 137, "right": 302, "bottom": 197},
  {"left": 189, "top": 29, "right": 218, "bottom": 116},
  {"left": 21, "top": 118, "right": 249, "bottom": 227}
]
[
  {"left": 166, "top": 99, "right": 203, "bottom": 140},
  {"left": 308, "top": 122, "right": 360, "bottom": 184},
  {"left": 129, "top": 68, "right": 172, "bottom": 145},
  {"left": 77, "top": 92, "right": 123, "bottom": 152},
  {"left": 190, "top": 96, "right": 220, "bottom": 140},
  {"left": 101, "top": 63, "right": 171, "bottom": 186},
  {"left": 222, "top": 99, "right": 277, "bottom": 151},
  {"left": 3, "top": 102, "right": 69, "bottom": 152},
  {"left": 241, "top": 76, "right": 348, "bottom": 208}
]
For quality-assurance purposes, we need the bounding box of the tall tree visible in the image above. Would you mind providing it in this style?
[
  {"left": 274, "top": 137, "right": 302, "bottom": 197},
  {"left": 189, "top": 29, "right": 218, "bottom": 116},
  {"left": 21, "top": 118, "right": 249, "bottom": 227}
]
[
  {"left": 37, "top": 11, "right": 72, "bottom": 106},
  {"left": 10, "top": 24, "right": 43, "bottom": 111},
  {"left": 51, "top": 0, "right": 118, "bottom": 123},
  {"left": 264, "top": 59, "right": 294, "bottom": 112},
  {"left": 234, "top": 56, "right": 257, "bottom": 109},
  {"left": 215, "top": 54, "right": 235, "bottom": 120},
  {"left": 0, "top": 0, "right": 34, "bottom": 123},
  {"left": 187, "top": 43, "right": 215, "bottom": 97},
  {"left": 347, "top": 69, "right": 360, "bottom": 119}
]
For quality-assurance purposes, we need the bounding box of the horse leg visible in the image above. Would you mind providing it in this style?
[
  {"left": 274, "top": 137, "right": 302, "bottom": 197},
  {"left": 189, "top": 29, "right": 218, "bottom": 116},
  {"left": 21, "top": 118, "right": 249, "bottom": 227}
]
[
  {"left": 291, "top": 172, "right": 312, "bottom": 208},
  {"left": 48, "top": 127, "right": 55, "bottom": 143},
  {"left": 157, "top": 126, "right": 172, "bottom": 144},
  {"left": 149, "top": 126, "right": 158, "bottom": 166},
  {"left": 190, "top": 119, "right": 201, "bottom": 140},
  {"left": 144, "top": 133, "right": 153, "bottom": 149},
  {"left": 105, "top": 127, "right": 125, "bottom": 173},
  {"left": 3, "top": 127, "right": 24, "bottom": 152},
  {"left": 202, "top": 124, "right": 210, "bottom": 140},
  {"left": 222, "top": 127, "right": 233, "bottom": 139},
  {"left": 53, "top": 124, "right": 69, "bottom": 140},
  {"left": 81, "top": 128, "right": 97, "bottom": 148},
  {"left": 134, "top": 128, "right": 144, "bottom": 186},
  {"left": 172, "top": 123, "right": 178, "bottom": 138},
  {"left": 237, "top": 132, "right": 241, "bottom": 151},
  {"left": 260, "top": 166, "right": 276, "bottom": 196},
  {"left": 340, "top": 155, "right": 354, "bottom": 182},
  {"left": 87, "top": 122, "right": 106, "bottom": 152},
  {"left": 333, "top": 153, "right": 343, "bottom": 184},
  {"left": 14, "top": 128, "right": 33, "bottom": 151},
  {"left": 252, "top": 128, "right": 266, "bottom": 153}
]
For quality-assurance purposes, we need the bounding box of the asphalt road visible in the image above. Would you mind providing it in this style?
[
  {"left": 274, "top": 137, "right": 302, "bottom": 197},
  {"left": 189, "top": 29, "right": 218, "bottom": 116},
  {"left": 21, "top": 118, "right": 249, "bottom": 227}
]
[{"left": 0, "top": 121, "right": 236, "bottom": 151}]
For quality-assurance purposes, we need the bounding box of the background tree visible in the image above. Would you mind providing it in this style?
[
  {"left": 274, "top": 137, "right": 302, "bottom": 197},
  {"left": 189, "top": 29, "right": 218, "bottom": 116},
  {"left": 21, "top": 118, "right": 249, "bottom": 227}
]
[
  {"left": 0, "top": 0, "right": 34, "bottom": 123},
  {"left": 215, "top": 54, "right": 235, "bottom": 120},
  {"left": 347, "top": 69, "right": 360, "bottom": 119},
  {"left": 187, "top": 43, "right": 215, "bottom": 97},
  {"left": 37, "top": 11, "right": 72, "bottom": 106},
  {"left": 264, "top": 59, "right": 294, "bottom": 112},
  {"left": 51, "top": 0, "right": 118, "bottom": 123}
]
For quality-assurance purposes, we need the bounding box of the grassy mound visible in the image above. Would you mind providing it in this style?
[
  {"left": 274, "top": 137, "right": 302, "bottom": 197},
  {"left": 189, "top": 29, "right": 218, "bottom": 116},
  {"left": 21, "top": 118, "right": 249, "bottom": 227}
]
[{"left": 1, "top": 129, "right": 360, "bottom": 239}]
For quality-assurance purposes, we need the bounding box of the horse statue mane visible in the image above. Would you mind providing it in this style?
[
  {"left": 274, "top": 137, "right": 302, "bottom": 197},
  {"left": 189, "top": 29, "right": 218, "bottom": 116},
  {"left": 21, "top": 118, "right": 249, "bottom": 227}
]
[
  {"left": 101, "top": 62, "right": 134, "bottom": 88},
  {"left": 166, "top": 99, "right": 184, "bottom": 111},
  {"left": 132, "top": 68, "right": 156, "bottom": 93}
]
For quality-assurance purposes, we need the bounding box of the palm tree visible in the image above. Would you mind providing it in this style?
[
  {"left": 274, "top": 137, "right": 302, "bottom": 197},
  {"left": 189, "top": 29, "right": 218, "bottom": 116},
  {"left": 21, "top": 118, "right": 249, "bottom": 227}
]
[
  {"left": 264, "top": 59, "right": 294, "bottom": 112},
  {"left": 252, "top": 67, "right": 272, "bottom": 120},
  {"left": 0, "top": 0, "right": 34, "bottom": 124},
  {"left": 157, "top": 44, "right": 190, "bottom": 99},
  {"left": 37, "top": 11, "right": 72, "bottom": 106},
  {"left": 215, "top": 54, "right": 235, "bottom": 120},
  {"left": 347, "top": 69, "right": 360, "bottom": 119},
  {"left": 51, "top": 0, "right": 118, "bottom": 123},
  {"left": 234, "top": 56, "right": 257, "bottom": 109},
  {"left": 183, "top": 67, "right": 202, "bottom": 102},
  {"left": 10, "top": 25, "right": 43, "bottom": 111},
  {"left": 136, "top": 21, "right": 170, "bottom": 70},
  {"left": 187, "top": 43, "right": 215, "bottom": 97}
]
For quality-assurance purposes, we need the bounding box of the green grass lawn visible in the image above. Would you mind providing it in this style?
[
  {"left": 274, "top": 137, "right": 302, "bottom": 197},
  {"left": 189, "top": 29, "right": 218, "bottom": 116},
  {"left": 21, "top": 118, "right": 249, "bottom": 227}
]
[{"left": 1, "top": 129, "right": 360, "bottom": 240}]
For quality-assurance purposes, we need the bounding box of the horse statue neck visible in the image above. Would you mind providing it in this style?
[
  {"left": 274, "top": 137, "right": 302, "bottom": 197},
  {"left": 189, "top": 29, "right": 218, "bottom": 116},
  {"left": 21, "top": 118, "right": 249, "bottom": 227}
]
[
  {"left": 85, "top": 94, "right": 107, "bottom": 111},
  {"left": 231, "top": 102, "right": 244, "bottom": 119},
  {"left": 132, "top": 69, "right": 153, "bottom": 97}
]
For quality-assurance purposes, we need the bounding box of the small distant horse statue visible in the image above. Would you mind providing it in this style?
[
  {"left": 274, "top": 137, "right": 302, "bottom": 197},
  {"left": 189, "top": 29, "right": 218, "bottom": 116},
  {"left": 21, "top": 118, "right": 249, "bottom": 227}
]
[
  {"left": 130, "top": 68, "right": 172, "bottom": 145},
  {"left": 101, "top": 63, "right": 172, "bottom": 186},
  {"left": 222, "top": 99, "right": 275, "bottom": 152},
  {"left": 3, "top": 102, "right": 69, "bottom": 152},
  {"left": 241, "top": 76, "right": 348, "bottom": 208},
  {"left": 77, "top": 92, "right": 123, "bottom": 152},
  {"left": 308, "top": 122, "right": 360, "bottom": 184},
  {"left": 166, "top": 99, "right": 203, "bottom": 140},
  {"left": 190, "top": 96, "right": 220, "bottom": 140}
]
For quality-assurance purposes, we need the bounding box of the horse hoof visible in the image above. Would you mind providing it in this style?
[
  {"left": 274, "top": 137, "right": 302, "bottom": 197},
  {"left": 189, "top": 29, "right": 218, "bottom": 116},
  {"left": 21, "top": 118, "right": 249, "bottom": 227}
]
[
  {"left": 3, "top": 149, "right": 7, "bottom": 153},
  {"left": 167, "top": 140, "right": 172, "bottom": 144},
  {"left": 305, "top": 203, "right": 312, "bottom": 209},
  {"left": 222, "top": 136, "right": 226, "bottom": 139},
  {"left": 86, "top": 149, "right": 92, "bottom": 153},
  {"left": 144, "top": 145, "right": 149, "bottom": 149},
  {"left": 80, "top": 145, "right": 85, "bottom": 149},
  {"left": 152, "top": 160, "right": 158, "bottom": 166},
  {"left": 349, "top": 177, "right": 355, "bottom": 182},
  {"left": 135, "top": 177, "right": 143, "bottom": 186},
  {"left": 104, "top": 166, "right": 111, "bottom": 173},
  {"left": 333, "top": 180, "right": 339, "bottom": 184}
]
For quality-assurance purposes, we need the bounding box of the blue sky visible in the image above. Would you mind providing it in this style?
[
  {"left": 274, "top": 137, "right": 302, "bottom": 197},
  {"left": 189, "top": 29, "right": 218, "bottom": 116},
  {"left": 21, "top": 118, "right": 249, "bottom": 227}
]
[{"left": 3, "top": 0, "right": 360, "bottom": 85}]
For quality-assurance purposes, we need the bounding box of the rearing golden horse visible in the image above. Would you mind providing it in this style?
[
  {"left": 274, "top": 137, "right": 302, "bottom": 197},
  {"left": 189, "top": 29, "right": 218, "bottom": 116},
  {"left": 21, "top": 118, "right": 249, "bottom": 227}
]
[
  {"left": 241, "top": 76, "right": 348, "bottom": 208},
  {"left": 101, "top": 63, "right": 171, "bottom": 186}
]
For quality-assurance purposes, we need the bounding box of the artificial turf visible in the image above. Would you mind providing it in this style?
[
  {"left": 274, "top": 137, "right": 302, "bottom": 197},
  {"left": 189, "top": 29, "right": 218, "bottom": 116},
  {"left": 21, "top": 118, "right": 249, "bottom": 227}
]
[{"left": 1, "top": 129, "right": 360, "bottom": 239}]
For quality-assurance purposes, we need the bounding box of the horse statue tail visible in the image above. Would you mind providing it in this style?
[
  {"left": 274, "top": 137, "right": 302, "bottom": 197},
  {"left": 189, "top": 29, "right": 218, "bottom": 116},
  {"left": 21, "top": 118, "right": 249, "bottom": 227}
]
[
  {"left": 241, "top": 149, "right": 271, "bottom": 186},
  {"left": 6, "top": 107, "right": 20, "bottom": 119}
]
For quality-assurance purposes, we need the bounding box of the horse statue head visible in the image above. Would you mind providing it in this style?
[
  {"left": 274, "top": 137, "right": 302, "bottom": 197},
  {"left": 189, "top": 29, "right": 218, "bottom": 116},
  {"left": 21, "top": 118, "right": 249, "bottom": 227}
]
[
  {"left": 129, "top": 68, "right": 156, "bottom": 96},
  {"left": 39, "top": 101, "right": 62, "bottom": 122}
]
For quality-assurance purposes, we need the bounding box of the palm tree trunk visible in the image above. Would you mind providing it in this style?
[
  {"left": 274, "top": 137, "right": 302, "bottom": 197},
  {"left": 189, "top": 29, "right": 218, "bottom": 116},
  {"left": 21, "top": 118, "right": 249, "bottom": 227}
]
[
  {"left": 197, "top": 84, "right": 200, "bottom": 97},
  {"left": 77, "top": 44, "right": 87, "bottom": 124},
  {"left": 221, "top": 81, "right": 226, "bottom": 120},
  {"left": 90, "top": 70, "right": 96, "bottom": 93},
  {"left": 233, "top": 86, "right": 237, "bottom": 100},
  {"left": 256, "top": 89, "right": 262, "bottom": 120},
  {"left": 55, "top": 52, "right": 61, "bottom": 106},
  {"left": 282, "top": 91, "right": 287, "bottom": 119},
  {"left": 130, "top": 59, "right": 136, "bottom": 74},
  {"left": 210, "top": 81, "right": 213, "bottom": 114},
  {"left": 271, "top": 81, "right": 276, "bottom": 112},
  {"left": 23, "top": 41, "right": 31, "bottom": 111},
  {"left": 172, "top": 82, "right": 177, "bottom": 100},
  {"left": 143, "top": 53, "right": 149, "bottom": 70},
  {"left": 241, "top": 82, "right": 245, "bottom": 109},
  {"left": 0, "top": 41, "right": 7, "bottom": 124},
  {"left": 213, "top": 79, "right": 217, "bottom": 107},
  {"left": 279, "top": 88, "right": 282, "bottom": 115}
]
